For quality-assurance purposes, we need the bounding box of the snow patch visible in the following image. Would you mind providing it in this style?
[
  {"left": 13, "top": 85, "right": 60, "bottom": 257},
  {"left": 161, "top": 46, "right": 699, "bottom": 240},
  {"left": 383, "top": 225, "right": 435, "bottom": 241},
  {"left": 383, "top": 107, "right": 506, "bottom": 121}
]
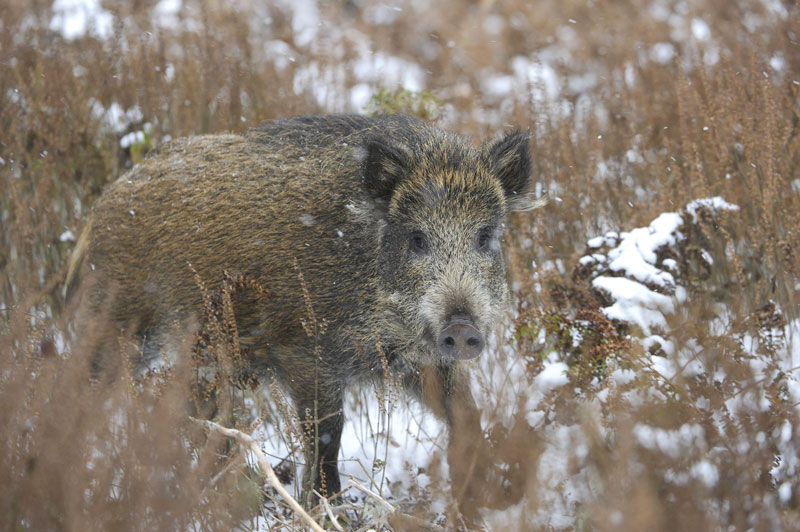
[
  {"left": 605, "top": 212, "right": 681, "bottom": 290},
  {"left": 580, "top": 197, "right": 739, "bottom": 337},
  {"left": 691, "top": 18, "right": 711, "bottom": 41},
  {"left": 50, "top": 0, "right": 113, "bottom": 40},
  {"left": 351, "top": 53, "right": 425, "bottom": 92},
  {"left": 535, "top": 357, "right": 570, "bottom": 394},
  {"left": 120, "top": 131, "right": 145, "bottom": 149},
  {"left": 685, "top": 196, "right": 739, "bottom": 222},
  {"left": 651, "top": 42, "right": 675, "bottom": 64},
  {"left": 59, "top": 230, "right": 76, "bottom": 243},
  {"left": 482, "top": 56, "right": 561, "bottom": 105},
  {"left": 593, "top": 276, "right": 675, "bottom": 335},
  {"left": 634, "top": 423, "right": 706, "bottom": 459}
]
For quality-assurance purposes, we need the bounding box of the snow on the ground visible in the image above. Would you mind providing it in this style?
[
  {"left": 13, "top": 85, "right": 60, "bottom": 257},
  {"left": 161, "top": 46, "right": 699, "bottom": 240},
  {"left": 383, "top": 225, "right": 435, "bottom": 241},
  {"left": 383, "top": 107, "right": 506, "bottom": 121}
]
[{"left": 249, "top": 383, "right": 448, "bottom": 504}]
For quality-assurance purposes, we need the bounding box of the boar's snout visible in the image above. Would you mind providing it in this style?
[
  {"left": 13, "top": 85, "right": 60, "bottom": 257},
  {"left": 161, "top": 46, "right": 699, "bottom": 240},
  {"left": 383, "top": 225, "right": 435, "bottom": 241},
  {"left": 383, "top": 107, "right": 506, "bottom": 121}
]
[{"left": 436, "top": 317, "right": 485, "bottom": 360}]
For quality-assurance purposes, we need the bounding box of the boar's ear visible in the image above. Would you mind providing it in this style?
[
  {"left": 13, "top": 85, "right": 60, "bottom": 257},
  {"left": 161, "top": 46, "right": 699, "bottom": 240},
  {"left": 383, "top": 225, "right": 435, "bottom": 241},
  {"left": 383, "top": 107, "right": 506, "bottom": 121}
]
[
  {"left": 361, "top": 137, "right": 410, "bottom": 205},
  {"left": 483, "top": 130, "right": 541, "bottom": 212}
]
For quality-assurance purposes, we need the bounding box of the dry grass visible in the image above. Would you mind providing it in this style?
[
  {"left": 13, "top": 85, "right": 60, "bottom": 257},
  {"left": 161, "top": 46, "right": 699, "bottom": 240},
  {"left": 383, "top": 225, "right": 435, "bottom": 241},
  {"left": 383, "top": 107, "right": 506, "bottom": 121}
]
[{"left": 2, "top": 0, "right": 799, "bottom": 530}]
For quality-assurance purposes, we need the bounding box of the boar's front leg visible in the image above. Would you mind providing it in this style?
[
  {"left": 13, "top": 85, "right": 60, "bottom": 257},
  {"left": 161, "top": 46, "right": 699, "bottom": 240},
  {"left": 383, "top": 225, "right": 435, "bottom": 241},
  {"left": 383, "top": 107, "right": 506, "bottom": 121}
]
[
  {"left": 413, "top": 365, "right": 489, "bottom": 517},
  {"left": 294, "top": 385, "right": 344, "bottom": 505}
]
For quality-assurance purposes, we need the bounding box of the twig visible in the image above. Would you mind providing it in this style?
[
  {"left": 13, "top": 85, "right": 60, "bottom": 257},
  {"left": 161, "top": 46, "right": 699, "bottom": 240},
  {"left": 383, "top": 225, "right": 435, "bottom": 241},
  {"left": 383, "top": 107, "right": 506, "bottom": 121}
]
[
  {"left": 190, "top": 417, "right": 326, "bottom": 532},
  {"left": 208, "top": 452, "right": 243, "bottom": 488},
  {"left": 314, "top": 490, "right": 345, "bottom": 532},
  {"left": 348, "top": 477, "right": 394, "bottom": 512},
  {"left": 348, "top": 477, "right": 447, "bottom": 532}
]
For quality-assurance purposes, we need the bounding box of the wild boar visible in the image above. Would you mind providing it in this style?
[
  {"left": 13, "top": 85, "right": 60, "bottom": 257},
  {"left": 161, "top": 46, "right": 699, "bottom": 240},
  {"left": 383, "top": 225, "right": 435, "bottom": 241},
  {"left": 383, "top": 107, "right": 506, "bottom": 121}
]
[{"left": 65, "top": 114, "right": 537, "bottom": 510}]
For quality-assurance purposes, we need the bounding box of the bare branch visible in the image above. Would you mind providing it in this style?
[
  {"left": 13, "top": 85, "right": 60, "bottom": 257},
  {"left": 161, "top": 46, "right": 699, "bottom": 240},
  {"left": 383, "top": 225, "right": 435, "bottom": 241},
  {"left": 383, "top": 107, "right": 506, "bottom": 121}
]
[
  {"left": 348, "top": 477, "right": 447, "bottom": 532},
  {"left": 313, "top": 490, "right": 345, "bottom": 532},
  {"left": 348, "top": 476, "right": 395, "bottom": 513},
  {"left": 190, "top": 417, "right": 327, "bottom": 532}
]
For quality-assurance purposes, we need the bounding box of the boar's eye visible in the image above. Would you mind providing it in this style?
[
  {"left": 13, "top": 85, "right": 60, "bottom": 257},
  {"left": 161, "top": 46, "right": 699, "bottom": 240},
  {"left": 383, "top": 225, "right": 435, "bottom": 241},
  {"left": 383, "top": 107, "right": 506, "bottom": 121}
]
[
  {"left": 409, "top": 231, "right": 429, "bottom": 255},
  {"left": 475, "top": 227, "right": 495, "bottom": 252}
]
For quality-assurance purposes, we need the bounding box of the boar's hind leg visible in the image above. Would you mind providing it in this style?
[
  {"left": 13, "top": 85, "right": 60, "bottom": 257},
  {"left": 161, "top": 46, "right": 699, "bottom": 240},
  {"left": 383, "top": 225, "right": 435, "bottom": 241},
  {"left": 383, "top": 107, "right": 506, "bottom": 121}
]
[
  {"left": 411, "top": 365, "right": 488, "bottom": 517},
  {"left": 294, "top": 383, "right": 344, "bottom": 504}
]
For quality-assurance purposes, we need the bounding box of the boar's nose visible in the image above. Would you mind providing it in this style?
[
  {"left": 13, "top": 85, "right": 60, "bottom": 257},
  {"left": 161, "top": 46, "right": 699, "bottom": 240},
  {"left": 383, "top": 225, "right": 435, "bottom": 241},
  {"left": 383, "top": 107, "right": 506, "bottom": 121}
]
[{"left": 437, "top": 318, "right": 485, "bottom": 360}]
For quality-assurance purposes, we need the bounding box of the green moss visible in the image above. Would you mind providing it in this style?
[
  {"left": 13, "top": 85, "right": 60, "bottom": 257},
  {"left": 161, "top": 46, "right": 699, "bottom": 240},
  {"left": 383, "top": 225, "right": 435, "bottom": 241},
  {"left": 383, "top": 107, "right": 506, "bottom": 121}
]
[{"left": 365, "top": 89, "right": 444, "bottom": 120}]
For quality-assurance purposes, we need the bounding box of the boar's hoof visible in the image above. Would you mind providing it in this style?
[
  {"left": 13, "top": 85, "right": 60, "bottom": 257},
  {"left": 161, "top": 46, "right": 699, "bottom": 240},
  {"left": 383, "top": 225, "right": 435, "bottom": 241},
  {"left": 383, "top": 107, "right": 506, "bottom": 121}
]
[{"left": 437, "top": 318, "right": 485, "bottom": 360}]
